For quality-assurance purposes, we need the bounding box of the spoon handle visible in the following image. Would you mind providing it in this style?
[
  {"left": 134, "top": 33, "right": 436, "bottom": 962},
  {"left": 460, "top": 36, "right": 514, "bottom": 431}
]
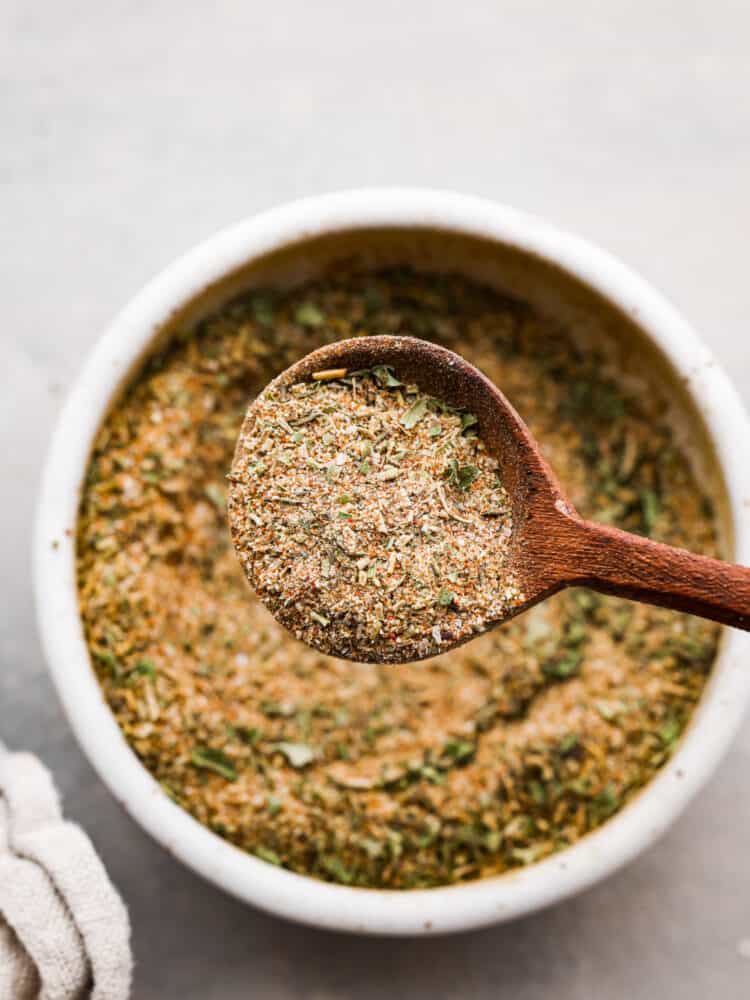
[{"left": 564, "top": 519, "right": 750, "bottom": 630}]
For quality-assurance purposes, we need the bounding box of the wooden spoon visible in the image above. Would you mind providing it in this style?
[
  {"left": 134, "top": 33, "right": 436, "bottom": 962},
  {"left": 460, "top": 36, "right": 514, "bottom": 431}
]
[{"left": 238, "top": 334, "right": 750, "bottom": 646}]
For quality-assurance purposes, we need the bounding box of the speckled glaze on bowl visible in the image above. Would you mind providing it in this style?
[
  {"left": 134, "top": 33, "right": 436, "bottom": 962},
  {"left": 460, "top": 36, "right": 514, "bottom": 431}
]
[{"left": 34, "top": 189, "right": 750, "bottom": 935}]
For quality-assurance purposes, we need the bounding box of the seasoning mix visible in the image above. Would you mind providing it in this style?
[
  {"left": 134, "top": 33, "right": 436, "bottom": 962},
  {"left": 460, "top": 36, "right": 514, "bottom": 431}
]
[
  {"left": 77, "top": 269, "right": 719, "bottom": 889},
  {"left": 228, "top": 364, "right": 521, "bottom": 663}
]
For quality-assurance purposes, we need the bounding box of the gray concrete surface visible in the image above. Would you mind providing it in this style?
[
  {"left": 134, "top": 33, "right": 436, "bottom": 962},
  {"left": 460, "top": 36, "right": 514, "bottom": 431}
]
[{"left": 2, "top": 1, "right": 750, "bottom": 996}]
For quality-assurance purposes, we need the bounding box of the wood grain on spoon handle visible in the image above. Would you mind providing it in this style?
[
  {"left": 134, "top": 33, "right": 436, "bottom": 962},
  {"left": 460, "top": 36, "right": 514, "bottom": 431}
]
[{"left": 559, "top": 517, "right": 750, "bottom": 630}]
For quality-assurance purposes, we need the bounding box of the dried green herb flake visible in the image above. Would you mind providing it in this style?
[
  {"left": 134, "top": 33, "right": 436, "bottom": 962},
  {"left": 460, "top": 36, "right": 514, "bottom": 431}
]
[{"left": 191, "top": 747, "right": 238, "bottom": 781}]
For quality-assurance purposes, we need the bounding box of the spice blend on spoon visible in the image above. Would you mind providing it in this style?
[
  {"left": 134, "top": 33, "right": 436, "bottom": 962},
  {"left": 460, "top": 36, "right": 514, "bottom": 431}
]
[{"left": 228, "top": 363, "right": 523, "bottom": 662}]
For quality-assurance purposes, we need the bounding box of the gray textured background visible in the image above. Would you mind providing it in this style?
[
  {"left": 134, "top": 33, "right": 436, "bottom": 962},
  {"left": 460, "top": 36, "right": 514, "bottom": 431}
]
[{"left": 2, "top": 1, "right": 750, "bottom": 996}]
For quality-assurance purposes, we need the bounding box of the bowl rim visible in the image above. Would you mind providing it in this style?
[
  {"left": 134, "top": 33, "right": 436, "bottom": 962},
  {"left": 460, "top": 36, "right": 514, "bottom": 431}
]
[{"left": 34, "top": 187, "right": 750, "bottom": 935}]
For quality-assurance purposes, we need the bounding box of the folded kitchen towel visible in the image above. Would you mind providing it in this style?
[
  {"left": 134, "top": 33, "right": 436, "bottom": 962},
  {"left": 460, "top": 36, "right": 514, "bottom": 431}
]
[{"left": 0, "top": 744, "right": 132, "bottom": 1000}]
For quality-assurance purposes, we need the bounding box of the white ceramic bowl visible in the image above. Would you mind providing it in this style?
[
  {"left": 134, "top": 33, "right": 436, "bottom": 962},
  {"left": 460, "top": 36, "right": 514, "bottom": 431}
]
[{"left": 34, "top": 189, "right": 750, "bottom": 935}]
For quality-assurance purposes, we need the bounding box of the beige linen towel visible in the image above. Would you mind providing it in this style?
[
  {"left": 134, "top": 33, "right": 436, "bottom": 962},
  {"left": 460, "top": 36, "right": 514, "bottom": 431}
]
[{"left": 0, "top": 744, "right": 132, "bottom": 999}]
